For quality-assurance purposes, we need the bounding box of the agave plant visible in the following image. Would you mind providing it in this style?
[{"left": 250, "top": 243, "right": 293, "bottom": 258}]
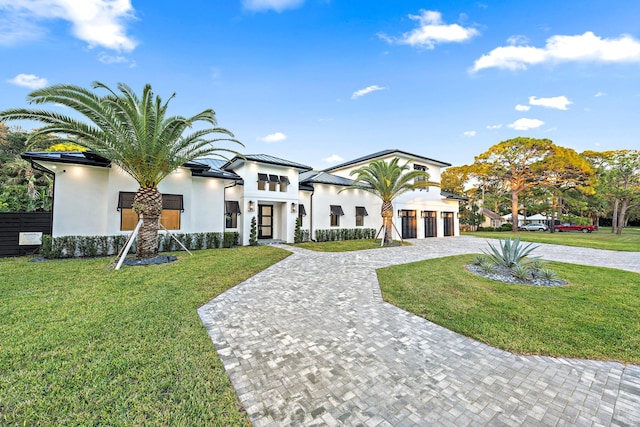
[
  {"left": 483, "top": 237, "right": 541, "bottom": 268},
  {"left": 511, "top": 264, "right": 532, "bottom": 281},
  {"left": 479, "top": 260, "right": 497, "bottom": 274},
  {"left": 473, "top": 255, "right": 489, "bottom": 266},
  {"left": 537, "top": 268, "right": 560, "bottom": 281}
]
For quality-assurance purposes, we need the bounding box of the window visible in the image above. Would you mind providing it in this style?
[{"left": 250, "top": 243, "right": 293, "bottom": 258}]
[
  {"left": 413, "top": 163, "right": 429, "bottom": 188},
  {"left": 268, "top": 175, "right": 279, "bottom": 191},
  {"left": 355, "top": 206, "right": 368, "bottom": 227},
  {"left": 225, "top": 200, "right": 241, "bottom": 229},
  {"left": 279, "top": 176, "right": 290, "bottom": 192},
  {"left": 330, "top": 205, "right": 344, "bottom": 227},
  {"left": 257, "top": 173, "right": 268, "bottom": 190},
  {"left": 118, "top": 192, "right": 183, "bottom": 231}
]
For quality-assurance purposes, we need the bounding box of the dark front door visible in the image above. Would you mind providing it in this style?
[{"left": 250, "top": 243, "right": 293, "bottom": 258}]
[
  {"left": 258, "top": 205, "right": 273, "bottom": 239},
  {"left": 424, "top": 211, "right": 437, "bottom": 237},
  {"left": 443, "top": 212, "right": 454, "bottom": 237},
  {"left": 400, "top": 210, "right": 417, "bottom": 239}
]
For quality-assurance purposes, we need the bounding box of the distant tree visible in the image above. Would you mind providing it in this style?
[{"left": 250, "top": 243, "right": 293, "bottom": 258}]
[
  {"left": 538, "top": 146, "right": 595, "bottom": 232},
  {"left": 584, "top": 150, "right": 640, "bottom": 235},
  {"left": 340, "top": 158, "right": 431, "bottom": 245},
  {"left": 0, "top": 82, "right": 242, "bottom": 259},
  {"left": 472, "top": 137, "right": 554, "bottom": 232}
]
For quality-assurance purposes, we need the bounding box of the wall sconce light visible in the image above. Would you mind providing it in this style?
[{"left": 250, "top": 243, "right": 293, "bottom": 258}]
[
  {"left": 248, "top": 200, "right": 255, "bottom": 212},
  {"left": 291, "top": 202, "right": 297, "bottom": 213}
]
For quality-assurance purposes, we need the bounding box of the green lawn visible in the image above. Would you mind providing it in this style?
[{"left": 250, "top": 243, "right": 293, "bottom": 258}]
[
  {"left": 463, "top": 228, "right": 640, "bottom": 252},
  {"left": 292, "top": 239, "right": 410, "bottom": 252},
  {"left": 378, "top": 254, "right": 640, "bottom": 364},
  {"left": 0, "top": 246, "right": 289, "bottom": 426}
]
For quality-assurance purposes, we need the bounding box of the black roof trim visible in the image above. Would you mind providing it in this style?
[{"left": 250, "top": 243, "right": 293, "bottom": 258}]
[
  {"left": 22, "top": 151, "right": 111, "bottom": 167},
  {"left": 323, "top": 149, "right": 451, "bottom": 172}
]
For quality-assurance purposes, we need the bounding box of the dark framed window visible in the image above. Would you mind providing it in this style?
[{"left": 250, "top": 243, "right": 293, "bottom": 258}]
[
  {"left": 279, "top": 176, "right": 290, "bottom": 192},
  {"left": 268, "top": 174, "right": 279, "bottom": 191},
  {"left": 413, "top": 163, "right": 429, "bottom": 187},
  {"left": 118, "top": 192, "right": 183, "bottom": 231},
  {"left": 257, "top": 173, "right": 268, "bottom": 191},
  {"left": 225, "top": 200, "right": 241, "bottom": 229},
  {"left": 355, "top": 206, "right": 368, "bottom": 227},
  {"left": 330, "top": 205, "right": 344, "bottom": 227}
]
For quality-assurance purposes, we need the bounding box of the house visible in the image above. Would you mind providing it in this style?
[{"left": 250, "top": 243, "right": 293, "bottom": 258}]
[
  {"left": 481, "top": 208, "right": 503, "bottom": 228},
  {"left": 21, "top": 149, "right": 463, "bottom": 245}
]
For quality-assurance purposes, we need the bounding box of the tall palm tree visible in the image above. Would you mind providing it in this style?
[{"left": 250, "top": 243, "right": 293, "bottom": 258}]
[
  {"left": 340, "top": 158, "right": 432, "bottom": 245},
  {"left": 0, "top": 82, "right": 242, "bottom": 259}
]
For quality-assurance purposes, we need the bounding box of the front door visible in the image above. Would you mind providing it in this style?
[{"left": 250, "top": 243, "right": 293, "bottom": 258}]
[
  {"left": 258, "top": 205, "right": 273, "bottom": 239},
  {"left": 443, "top": 212, "right": 454, "bottom": 237},
  {"left": 424, "top": 211, "right": 437, "bottom": 237},
  {"left": 400, "top": 210, "right": 417, "bottom": 239}
]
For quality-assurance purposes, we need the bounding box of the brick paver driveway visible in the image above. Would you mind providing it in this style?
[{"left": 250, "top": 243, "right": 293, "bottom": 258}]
[{"left": 198, "top": 236, "right": 640, "bottom": 426}]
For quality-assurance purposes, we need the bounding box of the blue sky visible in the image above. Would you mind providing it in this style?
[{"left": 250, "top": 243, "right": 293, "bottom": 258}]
[{"left": 1, "top": 0, "right": 639, "bottom": 168}]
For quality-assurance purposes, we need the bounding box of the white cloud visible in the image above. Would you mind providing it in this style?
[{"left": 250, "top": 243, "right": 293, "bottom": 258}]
[
  {"left": 515, "top": 104, "right": 530, "bottom": 111},
  {"left": 242, "top": 0, "right": 303, "bottom": 12},
  {"left": 529, "top": 95, "right": 572, "bottom": 110},
  {"left": 0, "top": 0, "right": 137, "bottom": 51},
  {"left": 378, "top": 9, "right": 479, "bottom": 49},
  {"left": 463, "top": 130, "right": 476, "bottom": 137},
  {"left": 507, "top": 35, "right": 529, "bottom": 46},
  {"left": 472, "top": 31, "right": 640, "bottom": 72},
  {"left": 507, "top": 118, "right": 544, "bottom": 131},
  {"left": 323, "top": 154, "right": 344, "bottom": 163},
  {"left": 595, "top": 91, "right": 606, "bottom": 97},
  {"left": 351, "top": 85, "right": 386, "bottom": 100},
  {"left": 258, "top": 132, "right": 287, "bottom": 143},
  {"left": 486, "top": 124, "right": 502, "bottom": 130},
  {"left": 8, "top": 73, "right": 48, "bottom": 89}
]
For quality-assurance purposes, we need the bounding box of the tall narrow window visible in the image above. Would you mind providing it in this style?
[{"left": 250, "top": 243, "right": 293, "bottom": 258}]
[
  {"left": 330, "top": 205, "right": 344, "bottom": 227},
  {"left": 413, "top": 163, "right": 428, "bottom": 188},
  {"left": 225, "top": 200, "right": 241, "bottom": 229},
  {"left": 268, "top": 175, "right": 279, "bottom": 191},
  {"left": 279, "top": 176, "right": 290, "bottom": 192},
  {"left": 355, "top": 206, "right": 368, "bottom": 227},
  {"left": 257, "top": 173, "right": 268, "bottom": 190}
]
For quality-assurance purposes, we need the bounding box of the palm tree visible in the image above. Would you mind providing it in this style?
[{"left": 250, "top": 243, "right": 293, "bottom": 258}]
[
  {"left": 340, "top": 158, "right": 432, "bottom": 245},
  {"left": 0, "top": 82, "right": 242, "bottom": 259}
]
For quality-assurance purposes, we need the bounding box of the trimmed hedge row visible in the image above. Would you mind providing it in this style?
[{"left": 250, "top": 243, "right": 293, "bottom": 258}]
[
  {"left": 477, "top": 224, "right": 515, "bottom": 232},
  {"left": 39, "top": 231, "right": 240, "bottom": 259},
  {"left": 314, "top": 228, "right": 376, "bottom": 242}
]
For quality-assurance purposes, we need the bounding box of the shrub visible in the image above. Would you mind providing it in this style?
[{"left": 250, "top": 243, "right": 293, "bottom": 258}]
[
  {"left": 250, "top": 217, "right": 258, "bottom": 246},
  {"left": 511, "top": 265, "right": 532, "bottom": 281},
  {"left": 314, "top": 228, "right": 376, "bottom": 242},
  {"left": 480, "top": 260, "right": 496, "bottom": 274},
  {"left": 537, "top": 268, "right": 560, "bottom": 281},
  {"left": 222, "top": 232, "right": 236, "bottom": 248},
  {"left": 483, "top": 237, "right": 541, "bottom": 268},
  {"left": 473, "top": 255, "right": 489, "bottom": 266},
  {"left": 39, "top": 234, "right": 52, "bottom": 258}
]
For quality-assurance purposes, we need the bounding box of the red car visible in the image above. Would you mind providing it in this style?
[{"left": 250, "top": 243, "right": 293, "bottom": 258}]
[{"left": 554, "top": 223, "right": 596, "bottom": 233}]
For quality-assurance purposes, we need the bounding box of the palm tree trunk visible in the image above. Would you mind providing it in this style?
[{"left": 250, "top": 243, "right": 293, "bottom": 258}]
[
  {"left": 381, "top": 201, "right": 393, "bottom": 245},
  {"left": 133, "top": 187, "right": 162, "bottom": 259}
]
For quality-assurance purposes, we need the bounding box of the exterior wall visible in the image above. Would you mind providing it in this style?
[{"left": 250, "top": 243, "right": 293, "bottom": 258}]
[
  {"left": 229, "top": 161, "right": 300, "bottom": 245},
  {"left": 45, "top": 162, "right": 110, "bottom": 237},
  {"left": 45, "top": 162, "right": 227, "bottom": 237},
  {"left": 329, "top": 153, "right": 444, "bottom": 194}
]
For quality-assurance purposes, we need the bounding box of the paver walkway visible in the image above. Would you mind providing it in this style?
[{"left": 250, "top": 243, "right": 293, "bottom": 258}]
[{"left": 198, "top": 236, "right": 640, "bottom": 426}]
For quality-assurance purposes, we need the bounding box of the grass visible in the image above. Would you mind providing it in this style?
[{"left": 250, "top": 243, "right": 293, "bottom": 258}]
[
  {"left": 378, "top": 254, "right": 640, "bottom": 364},
  {"left": 463, "top": 228, "right": 640, "bottom": 252},
  {"left": 292, "top": 239, "right": 411, "bottom": 252},
  {"left": 0, "top": 246, "right": 290, "bottom": 426}
]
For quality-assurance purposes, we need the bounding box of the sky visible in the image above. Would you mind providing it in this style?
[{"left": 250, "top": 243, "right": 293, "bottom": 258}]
[{"left": 1, "top": 0, "right": 639, "bottom": 169}]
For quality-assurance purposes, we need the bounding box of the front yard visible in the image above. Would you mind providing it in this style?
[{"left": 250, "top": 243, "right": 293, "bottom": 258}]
[
  {"left": 0, "top": 246, "right": 289, "bottom": 426},
  {"left": 463, "top": 228, "right": 640, "bottom": 252},
  {"left": 378, "top": 254, "right": 640, "bottom": 364}
]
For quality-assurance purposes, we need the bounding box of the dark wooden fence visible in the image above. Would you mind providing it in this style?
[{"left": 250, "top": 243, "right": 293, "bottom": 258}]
[{"left": 0, "top": 212, "right": 53, "bottom": 257}]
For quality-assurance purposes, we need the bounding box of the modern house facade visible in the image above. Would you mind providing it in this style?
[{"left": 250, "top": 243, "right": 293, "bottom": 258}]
[{"left": 21, "top": 149, "right": 463, "bottom": 245}]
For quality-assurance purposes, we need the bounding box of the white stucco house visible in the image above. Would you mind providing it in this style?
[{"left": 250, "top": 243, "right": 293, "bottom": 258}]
[{"left": 21, "top": 149, "right": 464, "bottom": 245}]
